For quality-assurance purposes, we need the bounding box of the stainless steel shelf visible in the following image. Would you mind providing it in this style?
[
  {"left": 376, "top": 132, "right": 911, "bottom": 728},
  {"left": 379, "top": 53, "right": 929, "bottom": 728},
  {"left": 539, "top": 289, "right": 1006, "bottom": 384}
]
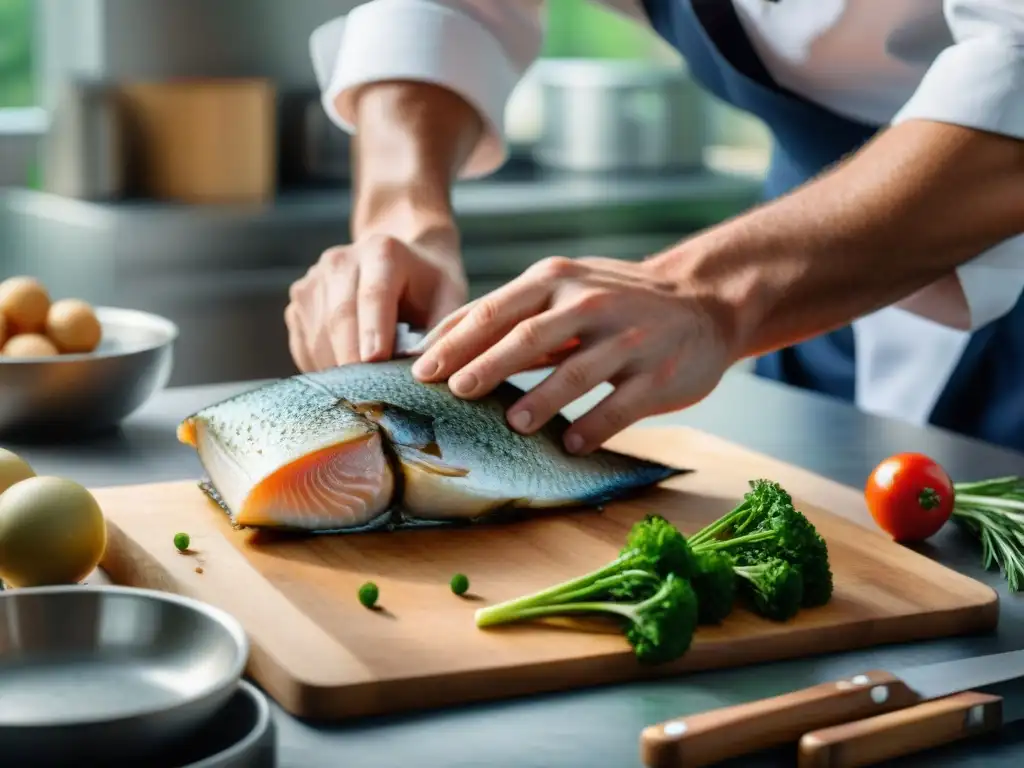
[{"left": 0, "top": 168, "right": 761, "bottom": 386}]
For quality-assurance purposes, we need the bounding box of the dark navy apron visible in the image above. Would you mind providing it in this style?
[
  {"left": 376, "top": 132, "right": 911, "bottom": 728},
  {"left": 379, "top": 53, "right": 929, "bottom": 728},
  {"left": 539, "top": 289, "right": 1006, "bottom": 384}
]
[{"left": 640, "top": 0, "right": 1024, "bottom": 453}]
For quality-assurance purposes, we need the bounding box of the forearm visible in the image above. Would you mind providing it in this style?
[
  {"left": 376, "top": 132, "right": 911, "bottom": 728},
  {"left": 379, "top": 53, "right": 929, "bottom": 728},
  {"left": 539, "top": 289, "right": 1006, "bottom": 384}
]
[
  {"left": 654, "top": 120, "right": 1024, "bottom": 360},
  {"left": 349, "top": 81, "right": 483, "bottom": 246}
]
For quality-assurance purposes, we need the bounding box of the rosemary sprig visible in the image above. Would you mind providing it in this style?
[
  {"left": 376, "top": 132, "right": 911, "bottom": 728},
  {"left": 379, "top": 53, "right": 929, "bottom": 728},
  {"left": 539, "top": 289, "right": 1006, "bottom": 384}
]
[{"left": 952, "top": 476, "right": 1024, "bottom": 592}]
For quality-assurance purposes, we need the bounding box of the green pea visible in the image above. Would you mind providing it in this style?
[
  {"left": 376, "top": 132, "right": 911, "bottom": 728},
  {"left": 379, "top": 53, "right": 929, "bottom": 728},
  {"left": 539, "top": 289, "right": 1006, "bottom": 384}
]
[
  {"left": 358, "top": 581, "right": 379, "bottom": 608},
  {"left": 450, "top": 573, "right": 470, "bottom": 596}
]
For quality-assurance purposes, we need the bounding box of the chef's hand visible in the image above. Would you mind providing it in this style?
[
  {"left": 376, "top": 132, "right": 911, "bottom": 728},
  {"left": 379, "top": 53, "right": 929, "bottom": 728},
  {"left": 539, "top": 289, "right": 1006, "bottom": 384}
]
[
  {"left": 285, "top": 232, "right": 468, "bottom": 372},
  {"left": 411, "top": 256, "right": 736, "bottom": 454}
]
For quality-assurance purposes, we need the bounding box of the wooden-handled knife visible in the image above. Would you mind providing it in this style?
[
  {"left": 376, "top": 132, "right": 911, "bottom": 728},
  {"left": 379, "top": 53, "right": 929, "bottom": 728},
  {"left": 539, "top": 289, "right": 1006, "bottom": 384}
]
[
  {"left": 639, "top": 649, "right": 1024, "bottom": 767},
  {"left": 796, "top": 690, "right": 1004, "bottom": 767}
]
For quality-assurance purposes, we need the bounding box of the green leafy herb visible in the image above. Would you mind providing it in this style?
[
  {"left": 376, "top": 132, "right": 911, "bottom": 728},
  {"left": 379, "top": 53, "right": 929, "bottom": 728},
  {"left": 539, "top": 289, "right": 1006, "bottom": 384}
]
[{"left": 951, "top": 476, "right": 1024, "bottom": 591}]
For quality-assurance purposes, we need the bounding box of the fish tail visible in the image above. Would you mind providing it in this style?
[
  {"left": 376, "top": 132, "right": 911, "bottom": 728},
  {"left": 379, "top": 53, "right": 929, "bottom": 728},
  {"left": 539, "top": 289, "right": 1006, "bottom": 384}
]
[{"left": 600, "top": 447, "right": 692, "bottom": 484}]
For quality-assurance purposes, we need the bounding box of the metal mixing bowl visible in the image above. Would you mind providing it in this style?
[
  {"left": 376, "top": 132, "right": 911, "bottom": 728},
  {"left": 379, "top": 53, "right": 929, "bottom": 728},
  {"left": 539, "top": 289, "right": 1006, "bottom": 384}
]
[
  {"left": 0, "top": 306, "right": 177, "bottom": 437},
  {"left": 0, "top": 584, "right": 249, "bottom": 766}
]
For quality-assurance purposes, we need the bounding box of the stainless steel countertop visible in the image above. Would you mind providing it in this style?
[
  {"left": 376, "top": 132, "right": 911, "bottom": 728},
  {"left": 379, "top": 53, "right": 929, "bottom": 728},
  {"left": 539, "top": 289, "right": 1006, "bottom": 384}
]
[{"left": 9, "top": 368, "right": 1024, "bottom": 768}]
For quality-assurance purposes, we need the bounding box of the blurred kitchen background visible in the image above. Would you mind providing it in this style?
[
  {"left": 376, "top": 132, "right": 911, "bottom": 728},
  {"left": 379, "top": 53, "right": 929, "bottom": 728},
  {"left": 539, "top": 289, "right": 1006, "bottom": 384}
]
[{"left": 0, "top": 0, "right": 771, "bottom": 387}]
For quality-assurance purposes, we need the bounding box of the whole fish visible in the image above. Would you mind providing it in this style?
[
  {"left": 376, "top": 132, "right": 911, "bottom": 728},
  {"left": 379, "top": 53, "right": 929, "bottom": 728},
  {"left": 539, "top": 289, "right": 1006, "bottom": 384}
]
[{"left": 177, "top": 358, "right": 688, "bottom": 532}]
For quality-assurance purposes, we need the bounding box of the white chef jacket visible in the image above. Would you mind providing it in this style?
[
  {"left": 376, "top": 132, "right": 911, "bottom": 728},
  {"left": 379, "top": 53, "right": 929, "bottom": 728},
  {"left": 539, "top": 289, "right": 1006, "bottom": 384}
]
[{"left": 308, "top": 0, "right": 1024, "bottom": 428}]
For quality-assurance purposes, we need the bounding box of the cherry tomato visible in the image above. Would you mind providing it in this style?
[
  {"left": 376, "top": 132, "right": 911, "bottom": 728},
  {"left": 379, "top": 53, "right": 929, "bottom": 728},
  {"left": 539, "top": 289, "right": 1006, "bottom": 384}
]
[{"left": 865, "top": 453, "right": 955, "bottom": 542}]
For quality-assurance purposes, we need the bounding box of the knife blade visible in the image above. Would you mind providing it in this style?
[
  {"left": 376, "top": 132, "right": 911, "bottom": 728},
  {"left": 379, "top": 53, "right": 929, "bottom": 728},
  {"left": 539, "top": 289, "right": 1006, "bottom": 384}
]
[
  {"left": 390, "top": 322, "right": 571, "bottom": 371},
  {"left": 639, "top": 649, "right": 1024, "bottom": 768},
  {"left": 392, "top": 323, "right": 427, "bottom": 358}
]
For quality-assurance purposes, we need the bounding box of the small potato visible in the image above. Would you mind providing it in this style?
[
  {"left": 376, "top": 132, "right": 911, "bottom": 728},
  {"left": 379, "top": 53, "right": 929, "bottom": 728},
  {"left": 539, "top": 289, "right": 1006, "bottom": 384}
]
[
  {"left": 0, "top": 448, "right": 35, "bottom": 497},
  {"left": 0, "top": 476, "right": 108, "bottom": 588},
  {"left": 2, "top": 333, "right": 59, "bottom": 358},
  {"left": 0, "top": 277, "right": 50, "bottom": 334},
  {"left": 46, "top": 299, "right": 102, "bottom": 354}
]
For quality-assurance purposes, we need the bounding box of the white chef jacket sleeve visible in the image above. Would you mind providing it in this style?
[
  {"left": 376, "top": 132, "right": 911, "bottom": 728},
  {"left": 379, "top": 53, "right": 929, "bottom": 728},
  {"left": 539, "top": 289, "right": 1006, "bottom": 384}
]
[
  {"left": 891, "top": 0, "right": 1024, "bottom": 330},
  {"left": 309, "top": 0, "right": 545, "bottom": 179}
]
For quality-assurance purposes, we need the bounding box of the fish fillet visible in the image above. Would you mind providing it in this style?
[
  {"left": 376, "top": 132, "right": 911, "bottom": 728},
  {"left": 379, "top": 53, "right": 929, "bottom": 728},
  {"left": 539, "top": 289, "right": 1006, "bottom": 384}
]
[
  {"left": 179, "top": 359, "right": 689, "bottom": 532},
  {"left": 179, "top": 377, "right": 394, "bottom": 530}
]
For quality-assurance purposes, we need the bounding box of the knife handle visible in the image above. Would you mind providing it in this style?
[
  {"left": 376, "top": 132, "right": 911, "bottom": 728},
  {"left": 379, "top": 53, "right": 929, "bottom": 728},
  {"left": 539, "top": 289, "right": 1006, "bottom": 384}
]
[
  {"left": 797, "top": 691, "right": 1003, "bottom": 768},
  {"left": 639, "top": 670, "right": 920, "bottom": 768}
]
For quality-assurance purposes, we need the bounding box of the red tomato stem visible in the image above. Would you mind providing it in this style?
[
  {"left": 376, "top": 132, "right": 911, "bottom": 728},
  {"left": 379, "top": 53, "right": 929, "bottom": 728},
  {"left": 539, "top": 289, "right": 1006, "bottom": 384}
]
[
  {"left": 865, "top": 453, "right": 956, "bottom": 542},
  {"left": 918, "top": 487, "right": 940, "bottom": 510}
]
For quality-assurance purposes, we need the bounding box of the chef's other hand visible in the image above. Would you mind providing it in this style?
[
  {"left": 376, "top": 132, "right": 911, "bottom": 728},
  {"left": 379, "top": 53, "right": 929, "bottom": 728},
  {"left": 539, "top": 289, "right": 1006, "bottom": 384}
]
[
  {"left": 411, "top": 256, "right": 735, "bottom": 455},
  {"left": 285, "top": 232, "right": 468, "bottom": 372}
]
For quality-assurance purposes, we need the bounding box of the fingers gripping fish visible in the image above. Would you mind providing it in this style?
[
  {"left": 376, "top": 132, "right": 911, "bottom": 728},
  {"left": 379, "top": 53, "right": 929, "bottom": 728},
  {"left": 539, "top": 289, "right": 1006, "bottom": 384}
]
[{"left": 177, "top": 358, "right": 688, "bottom": 533}]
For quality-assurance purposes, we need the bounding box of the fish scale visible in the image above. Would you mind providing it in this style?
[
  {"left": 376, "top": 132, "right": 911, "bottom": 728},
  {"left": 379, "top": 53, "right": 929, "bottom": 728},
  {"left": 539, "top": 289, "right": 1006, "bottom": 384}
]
[
  {"left": 194, "top": 377, "right": 374, "bottom": 483},
  {"left": 305, "top": 360, "right": 679, "bottom": 505},
  {"left": 179, "top": 359, "right": 690, "bottom": 533}
]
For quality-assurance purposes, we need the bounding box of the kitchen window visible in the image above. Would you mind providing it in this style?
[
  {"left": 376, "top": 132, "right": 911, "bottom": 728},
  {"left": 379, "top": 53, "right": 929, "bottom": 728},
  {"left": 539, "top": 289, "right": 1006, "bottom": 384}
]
[
  {"left": 0, "top": 0, "right": 43, "bottom": 189},
  {"left": 543, "top": 0, "right": 673, "bottom": 60},
  {"left": 0, "top": 0, "right": 37, "bottom": 116},
  {"left": 542, "top": 0, "right": 770, "bottom": 176}
]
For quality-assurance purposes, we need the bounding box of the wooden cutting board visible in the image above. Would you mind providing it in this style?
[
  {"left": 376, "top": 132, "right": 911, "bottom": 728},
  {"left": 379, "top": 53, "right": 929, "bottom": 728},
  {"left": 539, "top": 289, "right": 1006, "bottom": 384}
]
[{"left": 94, "top": 426, "right": 998, "bottom": 721}]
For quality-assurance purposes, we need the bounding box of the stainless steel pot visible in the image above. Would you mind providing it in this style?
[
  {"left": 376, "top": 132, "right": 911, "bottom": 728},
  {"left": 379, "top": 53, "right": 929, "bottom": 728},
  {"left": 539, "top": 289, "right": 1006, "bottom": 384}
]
[
  {"left": 532, "top": 59, "right": 706, "bottom": 173},
  {"left": 41, "top": 80, "right": 126, "bottom": 200}
]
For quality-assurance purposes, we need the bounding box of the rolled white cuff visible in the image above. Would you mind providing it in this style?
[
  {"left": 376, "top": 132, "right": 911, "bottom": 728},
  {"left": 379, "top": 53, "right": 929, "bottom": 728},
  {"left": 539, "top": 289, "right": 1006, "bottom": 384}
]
[
  {"left": 309, "top": 1, "right": 521, "bottom": 179},
  {"left": 892, "top": 34, "right": 1024, "bottom": 328},
  {"left": 956, "top": 235, "right": 1024, "bottom": 329},
  {"left": 891, "top": 35, "right": 1024, "bottom": 139}
]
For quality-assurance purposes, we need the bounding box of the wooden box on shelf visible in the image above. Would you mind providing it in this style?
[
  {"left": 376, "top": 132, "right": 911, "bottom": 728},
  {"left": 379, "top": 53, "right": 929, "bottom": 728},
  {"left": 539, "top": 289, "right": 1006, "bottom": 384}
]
[{"left": 117, "top": 78, "right": 276, "bottom": 204}]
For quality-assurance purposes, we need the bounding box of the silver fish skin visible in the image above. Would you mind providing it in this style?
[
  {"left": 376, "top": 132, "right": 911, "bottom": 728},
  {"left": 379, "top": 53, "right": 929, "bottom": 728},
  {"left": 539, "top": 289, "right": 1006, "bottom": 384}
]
[
  {"left": 179, "top": 358, "right": 688, "bottom": 532},
  {"left": 178, "top": 376, "right": 396, "bottom": 531}
]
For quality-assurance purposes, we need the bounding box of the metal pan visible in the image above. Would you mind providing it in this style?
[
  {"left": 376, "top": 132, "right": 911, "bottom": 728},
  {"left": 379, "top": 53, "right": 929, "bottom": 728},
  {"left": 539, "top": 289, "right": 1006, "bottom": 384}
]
[
  {"left": 175, "top": 681, "right": 276, "bottom": 768},
  {"left": 0, "top": 585, "right": 249, "bottom": 767}
]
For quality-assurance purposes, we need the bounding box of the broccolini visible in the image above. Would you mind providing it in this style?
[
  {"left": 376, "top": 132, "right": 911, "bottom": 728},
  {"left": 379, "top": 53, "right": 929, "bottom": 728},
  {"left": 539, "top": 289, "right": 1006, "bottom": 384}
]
[
  {"left": 690, "top": 479, "right": 833, "bottom": 608},
  {"left": 475, "top": 573, "right": 699, "bottom": 665},
  {"left": 733, "top": 557, "right": 804, "bottom": 621},
  {"left": 690, "top": 550, "right": 737, "bottom": 625}
]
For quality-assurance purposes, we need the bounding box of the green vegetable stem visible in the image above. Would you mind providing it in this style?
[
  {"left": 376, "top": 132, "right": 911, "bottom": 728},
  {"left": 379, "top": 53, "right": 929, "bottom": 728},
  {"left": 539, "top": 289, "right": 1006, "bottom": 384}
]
[
  {"left": 471, "top": 479, "right": 835, "bottom": 663},
  {"left": 472, "top": 515, "right": 700, "bottom": 663},
  {"left": 475, "top": 573, "right": 699, "bottom": 665},
  {"left": 470, "top": 514, "right": 694, "bottom": 621}
]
